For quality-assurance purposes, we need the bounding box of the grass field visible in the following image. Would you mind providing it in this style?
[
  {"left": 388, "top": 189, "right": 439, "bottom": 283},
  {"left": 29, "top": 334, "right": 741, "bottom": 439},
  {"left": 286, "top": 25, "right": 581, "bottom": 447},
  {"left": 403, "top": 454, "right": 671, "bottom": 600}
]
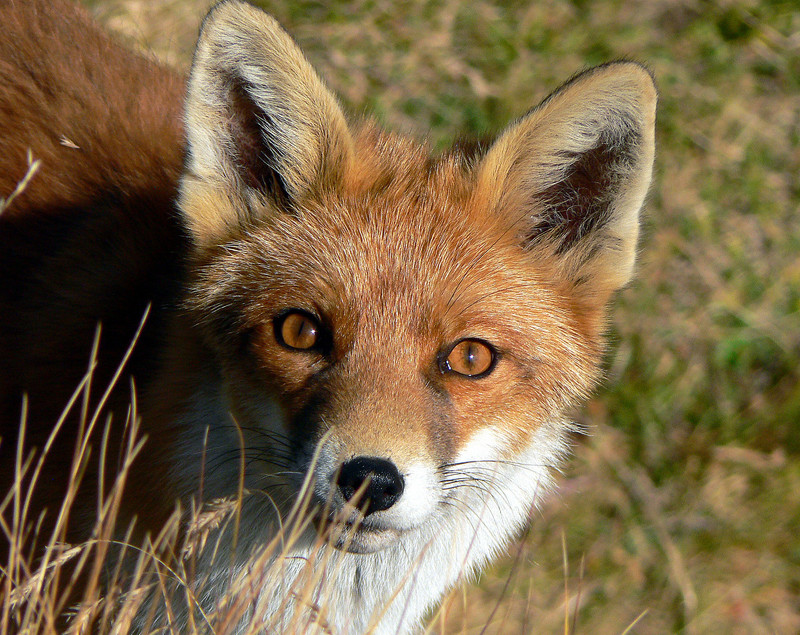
[{"left": 20, "top": 0, "right": 800, "bottom": 632}]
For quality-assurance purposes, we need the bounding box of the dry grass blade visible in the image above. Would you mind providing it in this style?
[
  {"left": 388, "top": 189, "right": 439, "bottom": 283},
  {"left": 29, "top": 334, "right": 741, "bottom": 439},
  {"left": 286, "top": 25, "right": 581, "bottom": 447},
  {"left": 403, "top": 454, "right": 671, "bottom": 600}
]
[{"left": 0, "top": 149, "right": 40, "bottom": 216}]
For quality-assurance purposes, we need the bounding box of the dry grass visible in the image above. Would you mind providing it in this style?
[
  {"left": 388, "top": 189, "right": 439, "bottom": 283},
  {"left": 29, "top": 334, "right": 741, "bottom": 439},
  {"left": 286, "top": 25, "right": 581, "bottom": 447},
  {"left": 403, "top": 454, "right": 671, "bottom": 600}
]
[
  {"left": 0, "top": 151, "right": 40, "bottom": 217},
  {"left": 4, "top": 0, "right": 799, "bottom": 632},
  {"left": 0, "top": 324, "right": 436, "bottom": 634}
]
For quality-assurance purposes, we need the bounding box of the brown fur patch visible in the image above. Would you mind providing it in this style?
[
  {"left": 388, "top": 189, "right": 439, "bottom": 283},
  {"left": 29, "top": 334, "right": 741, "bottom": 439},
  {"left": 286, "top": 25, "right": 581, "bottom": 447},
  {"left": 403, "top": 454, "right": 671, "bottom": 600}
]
[{"left": 0, "top": 0, "right": 186, "bottom": 542}]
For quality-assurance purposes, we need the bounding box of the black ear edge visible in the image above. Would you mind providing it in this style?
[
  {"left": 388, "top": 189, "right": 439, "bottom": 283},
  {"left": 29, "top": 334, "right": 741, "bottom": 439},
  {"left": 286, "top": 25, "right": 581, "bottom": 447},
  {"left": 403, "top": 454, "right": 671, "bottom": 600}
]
[{"left": 530, "top": 60, "right": 657, "bottom": 116}]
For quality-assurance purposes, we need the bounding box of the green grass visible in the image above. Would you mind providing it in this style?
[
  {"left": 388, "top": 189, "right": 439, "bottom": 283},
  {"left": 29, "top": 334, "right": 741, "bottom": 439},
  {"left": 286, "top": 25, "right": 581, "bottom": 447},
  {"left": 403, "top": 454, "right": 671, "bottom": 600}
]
[{"left": 76, "top": 0, "right": 800, "bottom": 631}]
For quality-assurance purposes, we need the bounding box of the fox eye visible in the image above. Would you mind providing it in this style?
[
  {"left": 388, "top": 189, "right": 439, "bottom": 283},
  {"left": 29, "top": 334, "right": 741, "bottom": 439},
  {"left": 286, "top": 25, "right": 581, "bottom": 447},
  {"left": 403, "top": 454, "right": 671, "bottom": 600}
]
[
  {"left": 443, "top": 339, "right": 496, "bottom": 378},
  {"left": 276, "top": 311, "right": 320, "bottom": 350}
]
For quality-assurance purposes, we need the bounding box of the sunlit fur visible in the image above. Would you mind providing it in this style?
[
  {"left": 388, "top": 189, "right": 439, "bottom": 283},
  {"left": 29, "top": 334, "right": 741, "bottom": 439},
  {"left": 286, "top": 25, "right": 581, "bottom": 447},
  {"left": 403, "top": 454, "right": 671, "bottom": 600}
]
[{"left": 0, "top": 0, "right": 656, "bottom": 632}]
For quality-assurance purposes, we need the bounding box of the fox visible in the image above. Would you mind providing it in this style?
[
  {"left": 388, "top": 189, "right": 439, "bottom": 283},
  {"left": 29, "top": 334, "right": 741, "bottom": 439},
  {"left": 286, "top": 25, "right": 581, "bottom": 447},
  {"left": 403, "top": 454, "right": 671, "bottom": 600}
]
[{"left": 0, "top": 0, "right": 656, "bottom": 632}]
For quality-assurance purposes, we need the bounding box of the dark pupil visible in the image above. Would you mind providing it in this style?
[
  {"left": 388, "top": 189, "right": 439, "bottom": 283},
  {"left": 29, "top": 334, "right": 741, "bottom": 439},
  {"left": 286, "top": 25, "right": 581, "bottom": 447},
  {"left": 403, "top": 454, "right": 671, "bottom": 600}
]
[
  {"left": 464, "top": 343, "right": 477, "bottom": 368},
  {"left": 294, "top": 316, "right": 317, "bottom": 347}
]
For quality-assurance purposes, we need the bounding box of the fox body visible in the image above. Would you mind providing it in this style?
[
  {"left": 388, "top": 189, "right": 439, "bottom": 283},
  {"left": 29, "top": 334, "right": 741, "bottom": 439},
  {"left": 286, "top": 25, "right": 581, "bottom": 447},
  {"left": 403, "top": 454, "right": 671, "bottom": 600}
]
[{"left": 0, "top": 0, "right": 656, "bottom": 632}]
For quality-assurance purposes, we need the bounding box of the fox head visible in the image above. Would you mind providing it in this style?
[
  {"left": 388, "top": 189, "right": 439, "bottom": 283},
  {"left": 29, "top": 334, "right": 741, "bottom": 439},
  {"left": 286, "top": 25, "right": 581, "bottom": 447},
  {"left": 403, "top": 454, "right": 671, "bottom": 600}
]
[{"left": 171, "top": 0, "right": 656, "bottom": 559}]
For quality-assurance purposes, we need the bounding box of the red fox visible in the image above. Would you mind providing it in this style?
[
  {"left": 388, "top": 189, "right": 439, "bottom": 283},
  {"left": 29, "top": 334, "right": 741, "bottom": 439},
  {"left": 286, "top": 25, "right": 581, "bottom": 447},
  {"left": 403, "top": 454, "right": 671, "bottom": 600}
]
[{"left": 0, "top": 0, "right": 656, "bottom": 632}]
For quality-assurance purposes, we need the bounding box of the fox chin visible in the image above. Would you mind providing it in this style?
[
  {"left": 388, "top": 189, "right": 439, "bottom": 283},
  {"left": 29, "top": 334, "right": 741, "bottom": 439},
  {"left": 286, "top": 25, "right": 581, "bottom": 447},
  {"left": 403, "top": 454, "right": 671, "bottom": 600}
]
[{"left": 0, "top": 0, "right": 656, "bottom": 632}]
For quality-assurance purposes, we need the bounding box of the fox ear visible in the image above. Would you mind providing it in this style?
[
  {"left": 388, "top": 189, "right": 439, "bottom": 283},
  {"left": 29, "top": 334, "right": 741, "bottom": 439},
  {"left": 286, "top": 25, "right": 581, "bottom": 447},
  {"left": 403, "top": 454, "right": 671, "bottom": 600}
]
[
  {"left": 476, "top": 62, "right": 656, "bottom": 303},
  {"left": 179, "top": 0, "right": 353, "bottom": 246}
]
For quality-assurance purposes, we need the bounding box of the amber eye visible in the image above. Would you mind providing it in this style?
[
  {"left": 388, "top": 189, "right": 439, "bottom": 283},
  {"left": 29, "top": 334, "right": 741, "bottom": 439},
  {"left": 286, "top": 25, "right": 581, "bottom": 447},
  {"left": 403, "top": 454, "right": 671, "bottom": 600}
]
[
  {"left": 276, "top": 311, "right": 320, "bottom": 350},
  {"left": 443, "top": 339, "right": 496, "bottom": 377}
]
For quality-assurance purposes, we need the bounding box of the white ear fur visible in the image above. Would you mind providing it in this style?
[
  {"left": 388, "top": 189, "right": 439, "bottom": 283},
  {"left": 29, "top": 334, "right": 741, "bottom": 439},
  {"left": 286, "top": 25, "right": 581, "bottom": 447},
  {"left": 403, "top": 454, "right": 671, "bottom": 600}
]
[
  {"left": 477, "top": 62, "right": 657, "bottom": 297},
  {"left": 179, "top": 0, "right": 353, "bottom": 245}
]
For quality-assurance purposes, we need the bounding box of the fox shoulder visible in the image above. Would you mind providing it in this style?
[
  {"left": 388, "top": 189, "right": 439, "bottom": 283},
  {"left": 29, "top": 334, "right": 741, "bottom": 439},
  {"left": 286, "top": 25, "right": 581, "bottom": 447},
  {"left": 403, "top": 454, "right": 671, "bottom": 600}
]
[{"left": 0, "top": 0, "right": 185, "bottom": 216}]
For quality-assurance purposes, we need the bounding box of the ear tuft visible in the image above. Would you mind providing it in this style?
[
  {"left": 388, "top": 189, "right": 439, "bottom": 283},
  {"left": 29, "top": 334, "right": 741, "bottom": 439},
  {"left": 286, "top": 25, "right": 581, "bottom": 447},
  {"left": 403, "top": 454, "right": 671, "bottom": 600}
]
[
  {"left": 477, "top": 62, "right": 657, "bottom": 299},
  {"left": 224, "top": 78, "right": 291, "bottom": 206},
  {"left": 179, "top": 1, "right": 353, "bottom": 246}
]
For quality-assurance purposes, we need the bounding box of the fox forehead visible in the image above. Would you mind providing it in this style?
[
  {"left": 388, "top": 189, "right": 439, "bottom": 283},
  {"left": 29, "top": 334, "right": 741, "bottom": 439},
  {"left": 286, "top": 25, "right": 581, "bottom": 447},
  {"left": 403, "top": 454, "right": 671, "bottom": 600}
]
[{"left": 192, "top": 131, "right": 576, "bottom": 356}]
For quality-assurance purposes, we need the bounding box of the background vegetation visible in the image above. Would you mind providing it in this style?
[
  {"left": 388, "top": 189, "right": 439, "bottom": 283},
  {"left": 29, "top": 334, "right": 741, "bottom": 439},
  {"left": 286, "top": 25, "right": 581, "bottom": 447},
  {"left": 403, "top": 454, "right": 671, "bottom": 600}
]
[{"left": 83, "top": 0, "right": 800, "bottom": 632}]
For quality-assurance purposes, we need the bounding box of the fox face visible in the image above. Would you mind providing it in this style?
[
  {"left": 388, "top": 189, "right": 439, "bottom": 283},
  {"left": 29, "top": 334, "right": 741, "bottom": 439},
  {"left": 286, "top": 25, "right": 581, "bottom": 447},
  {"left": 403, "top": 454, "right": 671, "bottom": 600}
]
[
  {"left": 158, "top": 0, "right": 656, "bottom": 615},
  {"left": 186, "top": 160, "right": 596, "bottom": 555}
]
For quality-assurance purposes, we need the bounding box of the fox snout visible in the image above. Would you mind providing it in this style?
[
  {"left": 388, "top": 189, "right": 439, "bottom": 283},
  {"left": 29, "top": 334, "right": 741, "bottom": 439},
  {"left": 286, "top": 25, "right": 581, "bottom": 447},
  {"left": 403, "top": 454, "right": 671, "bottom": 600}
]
[
  {"left": 335, "top": 456, "right": 405, "bottom": 516},
  {"left": 302, "top": 404, "right": 444, "bottom": 553},
  {"left": 310, "top": 453, "right": 420, "bottom": 554}
]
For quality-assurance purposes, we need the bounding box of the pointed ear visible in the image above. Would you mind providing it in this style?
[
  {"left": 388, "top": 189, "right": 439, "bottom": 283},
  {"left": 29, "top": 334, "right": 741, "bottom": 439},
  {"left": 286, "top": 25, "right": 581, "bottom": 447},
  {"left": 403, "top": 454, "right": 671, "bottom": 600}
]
[
  {"left": 476, "top": 62, "right": 656, "bottom": 302},
  {"left": 178, "top": 0, "right": 353, "bottom": 246}
]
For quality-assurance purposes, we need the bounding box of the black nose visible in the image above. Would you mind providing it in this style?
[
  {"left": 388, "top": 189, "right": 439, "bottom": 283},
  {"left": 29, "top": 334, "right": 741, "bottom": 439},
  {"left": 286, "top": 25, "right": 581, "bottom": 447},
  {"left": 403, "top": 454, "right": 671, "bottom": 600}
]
[{"left": 336, "top": 457, "right": 405, "bottom": 515}]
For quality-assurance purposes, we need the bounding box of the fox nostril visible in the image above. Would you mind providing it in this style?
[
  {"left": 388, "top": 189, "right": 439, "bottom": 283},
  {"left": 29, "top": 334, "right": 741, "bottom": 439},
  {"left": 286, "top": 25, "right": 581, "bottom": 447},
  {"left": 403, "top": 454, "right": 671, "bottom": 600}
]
[{"left": 336, "top": 457, "right": 405, "bottom": 515}]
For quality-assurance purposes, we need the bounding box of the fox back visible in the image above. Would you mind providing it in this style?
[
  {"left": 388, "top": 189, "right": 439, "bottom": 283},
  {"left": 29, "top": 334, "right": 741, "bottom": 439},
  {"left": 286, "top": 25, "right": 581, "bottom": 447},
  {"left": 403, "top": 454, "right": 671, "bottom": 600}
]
[{"left": 0, "top": 1, "right": 656, "bottom": 632}]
